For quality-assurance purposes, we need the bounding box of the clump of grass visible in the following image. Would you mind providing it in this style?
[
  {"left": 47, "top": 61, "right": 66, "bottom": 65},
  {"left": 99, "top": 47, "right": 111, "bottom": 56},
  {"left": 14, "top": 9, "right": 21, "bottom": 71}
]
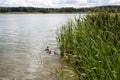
[
  {"left": 55, "top": 60, "right": 78, "bottom": 80},
  {"left": 56, "top": 10, "right": 120, "bottom": 80}
]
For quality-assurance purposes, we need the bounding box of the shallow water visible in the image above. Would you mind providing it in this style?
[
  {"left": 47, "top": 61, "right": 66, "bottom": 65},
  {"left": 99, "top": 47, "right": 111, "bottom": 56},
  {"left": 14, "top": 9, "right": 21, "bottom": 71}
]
[{"left": 0, "top": 14, "right": 80, "bottom": 80}]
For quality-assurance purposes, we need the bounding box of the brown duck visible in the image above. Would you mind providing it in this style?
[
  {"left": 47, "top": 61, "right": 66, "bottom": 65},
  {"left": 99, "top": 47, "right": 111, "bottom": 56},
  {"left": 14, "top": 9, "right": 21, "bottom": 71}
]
[{"left": 45, "top": 46, "right": 51, "bottom": 54}]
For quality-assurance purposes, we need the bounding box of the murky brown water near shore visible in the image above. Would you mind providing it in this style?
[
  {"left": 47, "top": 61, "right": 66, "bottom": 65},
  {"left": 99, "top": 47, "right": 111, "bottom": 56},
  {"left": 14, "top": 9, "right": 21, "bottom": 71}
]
[{"left": 0, "top": 14, "right": 80, "bottom": 80}]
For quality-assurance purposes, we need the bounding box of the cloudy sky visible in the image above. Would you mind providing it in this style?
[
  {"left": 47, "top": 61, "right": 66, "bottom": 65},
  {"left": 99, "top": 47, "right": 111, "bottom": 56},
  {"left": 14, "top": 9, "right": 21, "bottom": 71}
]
[{"left": 0, "top": 0, "right": 120, "bottom": 8}]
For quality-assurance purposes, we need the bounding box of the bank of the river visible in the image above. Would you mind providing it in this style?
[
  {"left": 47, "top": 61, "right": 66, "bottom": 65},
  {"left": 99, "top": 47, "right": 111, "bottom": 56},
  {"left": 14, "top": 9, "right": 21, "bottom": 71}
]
[{"left": 56, "top": 11, "right": 120, "bottom": 80}]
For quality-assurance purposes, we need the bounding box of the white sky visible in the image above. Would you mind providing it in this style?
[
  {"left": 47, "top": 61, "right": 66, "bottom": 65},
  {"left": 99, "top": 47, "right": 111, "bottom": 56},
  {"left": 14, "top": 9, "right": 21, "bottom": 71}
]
[{"left": 0, "top": 0, "right": 120, "bottom": 8}]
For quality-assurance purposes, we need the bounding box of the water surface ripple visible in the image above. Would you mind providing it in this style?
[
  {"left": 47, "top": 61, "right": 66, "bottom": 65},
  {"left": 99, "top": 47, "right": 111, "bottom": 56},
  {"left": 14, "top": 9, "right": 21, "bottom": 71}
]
[{"left": 0, "top": 14, "right": 80, "bottom": 80}]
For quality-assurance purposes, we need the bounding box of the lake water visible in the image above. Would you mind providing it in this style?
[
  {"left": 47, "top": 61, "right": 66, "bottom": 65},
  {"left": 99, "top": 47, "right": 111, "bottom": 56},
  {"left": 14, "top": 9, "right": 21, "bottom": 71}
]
[{"left": 0, "top": 14, "right": 80, "bottom": 80}]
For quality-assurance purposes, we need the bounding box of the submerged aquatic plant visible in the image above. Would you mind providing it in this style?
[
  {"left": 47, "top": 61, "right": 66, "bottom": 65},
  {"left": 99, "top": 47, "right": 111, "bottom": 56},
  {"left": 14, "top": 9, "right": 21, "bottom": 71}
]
[{"left": 56, "top": 10, "right": 120, "bottom": 80}]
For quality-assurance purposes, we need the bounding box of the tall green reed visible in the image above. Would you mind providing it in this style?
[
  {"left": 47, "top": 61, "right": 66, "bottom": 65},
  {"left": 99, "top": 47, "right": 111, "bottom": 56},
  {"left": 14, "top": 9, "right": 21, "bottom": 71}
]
[{"left": 56, "top": 10, "right": 120, "bottom": 80}]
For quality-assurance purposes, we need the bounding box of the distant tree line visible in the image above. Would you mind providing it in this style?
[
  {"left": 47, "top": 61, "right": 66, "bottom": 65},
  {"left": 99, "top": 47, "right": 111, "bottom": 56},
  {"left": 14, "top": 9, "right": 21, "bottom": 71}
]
[{"left": 0, "top": 5, "right": 120, "bottom": 13}]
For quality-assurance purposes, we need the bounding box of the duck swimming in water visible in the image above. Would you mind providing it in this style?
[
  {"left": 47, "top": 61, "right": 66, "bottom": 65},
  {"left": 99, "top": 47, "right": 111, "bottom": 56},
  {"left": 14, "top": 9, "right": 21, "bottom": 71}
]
[
  {"left": 45, "top": 46, "right": 51, "bottom": 54},
  {"left": 45, "top": 46, "right": 49, "bottom": 51},
  {"left": 45, "top": 46, "right": 60, "bottom": 55},
  {"left": 54, "top": 51, "right": 58, "bottom": 55}
]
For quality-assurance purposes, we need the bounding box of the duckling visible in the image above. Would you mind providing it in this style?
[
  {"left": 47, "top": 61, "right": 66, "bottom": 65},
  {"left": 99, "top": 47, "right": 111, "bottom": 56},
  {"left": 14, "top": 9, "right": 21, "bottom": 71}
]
[
  {"left": 54, "top": 49, "right": 60, "bottom": 55},
  {"left": 54, "top": 51, "right": 58, "bottom": 55},
  {"left": 45, "top": 46, "right": 52, "bottom": 54},
  {"left": 48, "top": 50, "right": 51, "bottom": 54},
  {"left": 45, "top": 46, "right": 50, "bottom": 53}
]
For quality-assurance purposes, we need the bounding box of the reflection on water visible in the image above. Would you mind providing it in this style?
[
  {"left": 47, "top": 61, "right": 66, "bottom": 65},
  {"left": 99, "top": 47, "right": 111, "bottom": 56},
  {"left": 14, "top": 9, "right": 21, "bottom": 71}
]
[{"left": 0, "top": 14, "right": 80, "bottom": 80}]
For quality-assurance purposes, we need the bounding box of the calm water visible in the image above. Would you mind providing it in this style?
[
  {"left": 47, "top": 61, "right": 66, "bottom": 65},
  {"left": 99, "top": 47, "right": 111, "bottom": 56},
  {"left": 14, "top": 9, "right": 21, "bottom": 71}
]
[{"left": 0, "top": 14, "right": 80, "bottom": 80}]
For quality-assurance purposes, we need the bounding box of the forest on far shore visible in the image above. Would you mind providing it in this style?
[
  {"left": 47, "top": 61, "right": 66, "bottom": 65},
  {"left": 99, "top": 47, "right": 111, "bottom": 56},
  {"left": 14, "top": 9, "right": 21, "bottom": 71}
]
[{"left": 0, "top": 5, "right": 120, "bottom": 13}]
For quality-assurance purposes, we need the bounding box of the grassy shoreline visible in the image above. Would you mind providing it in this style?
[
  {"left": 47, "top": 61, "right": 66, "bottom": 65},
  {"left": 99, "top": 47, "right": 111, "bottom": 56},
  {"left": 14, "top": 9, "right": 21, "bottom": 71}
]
[{"left": 56, "top": 11, "right": 120, "bottom": 80}]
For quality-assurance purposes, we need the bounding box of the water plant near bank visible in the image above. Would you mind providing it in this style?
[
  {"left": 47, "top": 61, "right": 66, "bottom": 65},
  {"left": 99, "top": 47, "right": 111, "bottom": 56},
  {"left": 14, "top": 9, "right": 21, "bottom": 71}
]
[{"left": 56, "top": 10, "right": 120, "bottom": 80}]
